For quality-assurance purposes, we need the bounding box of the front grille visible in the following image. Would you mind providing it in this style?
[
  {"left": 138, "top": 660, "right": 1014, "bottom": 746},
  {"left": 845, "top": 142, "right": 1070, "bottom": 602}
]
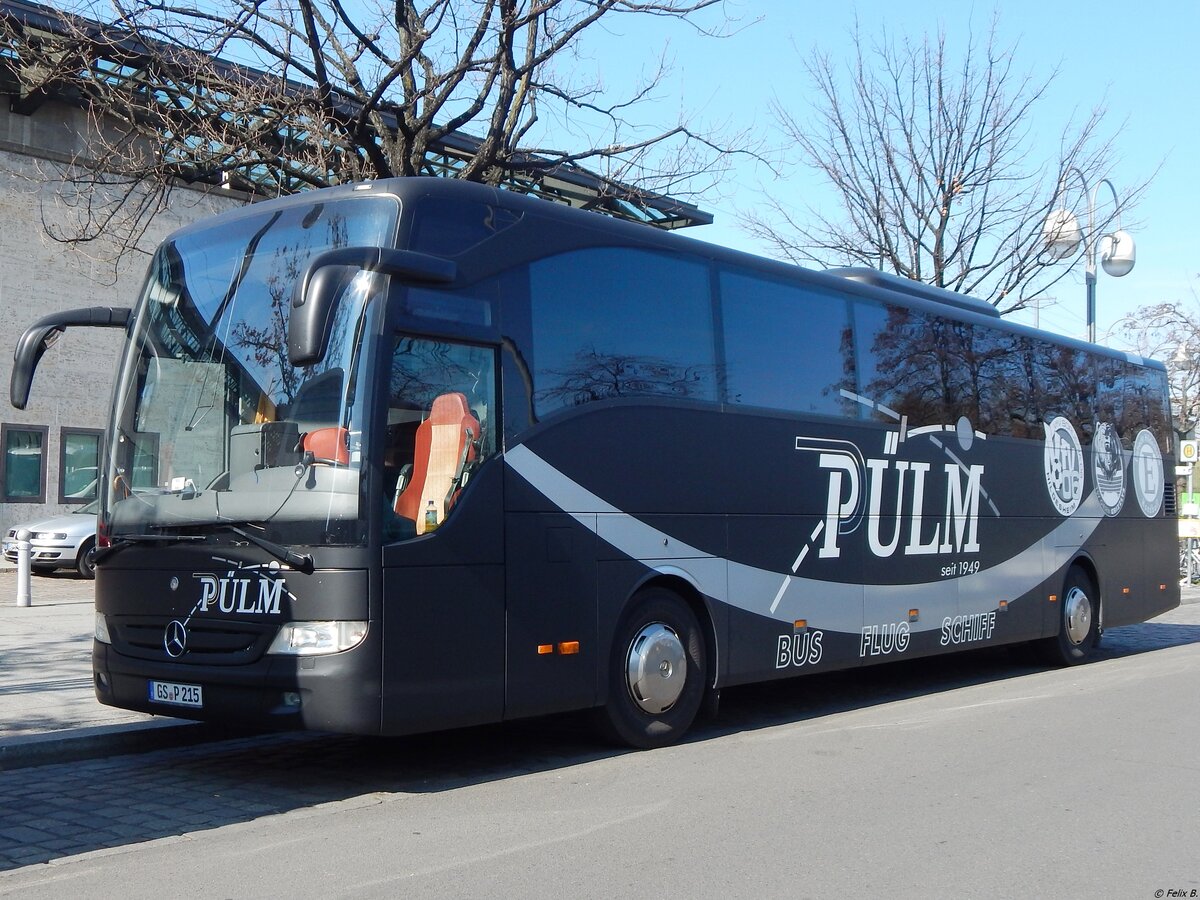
[{"left": 112, "top": 617, "right": 275, "bottom": 665}]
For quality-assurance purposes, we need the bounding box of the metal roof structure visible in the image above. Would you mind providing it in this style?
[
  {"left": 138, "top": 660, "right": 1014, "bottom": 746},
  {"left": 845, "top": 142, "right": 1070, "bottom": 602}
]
[{"left": 0, "top": 0, "right": 712, "bottom": 229}]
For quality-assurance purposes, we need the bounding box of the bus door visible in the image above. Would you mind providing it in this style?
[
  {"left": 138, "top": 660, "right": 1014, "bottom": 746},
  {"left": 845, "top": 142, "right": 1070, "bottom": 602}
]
[{"left": 379, "top": 335, "right": 506, "bottom": 734}]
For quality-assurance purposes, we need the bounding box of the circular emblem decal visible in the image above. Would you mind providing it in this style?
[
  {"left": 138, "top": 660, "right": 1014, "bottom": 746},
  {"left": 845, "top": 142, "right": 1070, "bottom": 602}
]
[
  {"left": 1132, "top": 429, "right": 1164, "bottom": 517},
  {"left": 1092, "top": 422, "right": 1126, "bottom": 517},
  {"left": 164, "top": 619, "right": 188, "bottom": 658},
  {"left": 1044, "top": 416, "right": 1084, "bottom": 516}
]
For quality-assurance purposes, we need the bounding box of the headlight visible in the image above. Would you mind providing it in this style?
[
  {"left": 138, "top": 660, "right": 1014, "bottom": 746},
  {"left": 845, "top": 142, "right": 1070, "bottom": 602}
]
[
  {"left": 267, "top": 621, "right": 368, "bottom": 656},
  {"left": 94, "top": 612, "right": 112, "bottom": 644},
  {"left": 35, "top": 532, "right": 67, "bottom": 541}
]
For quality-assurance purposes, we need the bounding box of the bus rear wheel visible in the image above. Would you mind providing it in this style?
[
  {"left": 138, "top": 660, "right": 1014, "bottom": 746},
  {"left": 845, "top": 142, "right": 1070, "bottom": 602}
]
[
  {"left": 1037, "top": 567, "right": 1099, "bottom": 665},
  {"left": 598, "top": 588, "right": 706, "bottom": 749}
]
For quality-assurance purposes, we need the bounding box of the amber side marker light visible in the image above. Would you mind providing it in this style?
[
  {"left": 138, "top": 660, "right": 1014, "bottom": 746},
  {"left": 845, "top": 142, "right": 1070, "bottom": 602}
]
[
  {"left": 1160, "top": 584, "right": 1168, "bottom": 591},
  {"left": 794, "top": 619, "right": 807, "bottom": 630},
  {"left": 1122, "top": 587, "right": 1131, "bottom": 595},
  {"left": 537, "top": 644, "right": 554, "bottom": 655},
  {"left": 1049, "top": 594, "right": 1058, "bottom": 603},
  {"left": 558, "top": 641, "right": 581, "bottom": 655}
]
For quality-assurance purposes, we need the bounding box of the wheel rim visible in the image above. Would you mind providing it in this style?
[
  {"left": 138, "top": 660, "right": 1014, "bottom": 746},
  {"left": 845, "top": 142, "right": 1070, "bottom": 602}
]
[
  {"left": 625, "top": 622, "right": 687, "bottom": 715},
  {"left": 1063, "top": 586, "right": 1092, "bottom": 645}
]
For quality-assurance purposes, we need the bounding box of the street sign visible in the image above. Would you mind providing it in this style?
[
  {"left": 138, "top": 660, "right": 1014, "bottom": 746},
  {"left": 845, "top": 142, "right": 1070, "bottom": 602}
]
[{"left": 1182, "top": 440, "right": 1199, "bottom": 464}]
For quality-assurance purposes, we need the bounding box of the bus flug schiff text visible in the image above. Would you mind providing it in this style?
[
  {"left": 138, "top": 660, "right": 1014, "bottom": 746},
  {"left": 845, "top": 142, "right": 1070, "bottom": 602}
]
[{"left": 10, "top": 177, "right": 1178, "bottom": 748}]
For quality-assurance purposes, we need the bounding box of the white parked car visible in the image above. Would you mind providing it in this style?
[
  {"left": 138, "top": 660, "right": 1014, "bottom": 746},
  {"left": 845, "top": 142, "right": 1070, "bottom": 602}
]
[{"left": 3, "top": 499, "right": 99, "bottom": 578}]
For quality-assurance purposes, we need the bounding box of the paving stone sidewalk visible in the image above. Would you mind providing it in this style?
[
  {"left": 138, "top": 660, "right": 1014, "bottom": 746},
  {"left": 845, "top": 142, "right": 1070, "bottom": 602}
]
[{"left": 0, "top": 571, "right": 208, "bottom": 768}]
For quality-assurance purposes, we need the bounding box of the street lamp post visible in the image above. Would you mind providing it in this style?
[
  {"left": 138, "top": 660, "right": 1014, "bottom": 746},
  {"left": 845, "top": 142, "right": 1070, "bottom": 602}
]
[{"left": 1042, "top": 170, "right": 1136, "bottom": 343}]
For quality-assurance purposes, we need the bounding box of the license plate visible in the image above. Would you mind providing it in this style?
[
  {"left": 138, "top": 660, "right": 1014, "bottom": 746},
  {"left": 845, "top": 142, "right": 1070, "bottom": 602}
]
[{"left": 148, "top": 680, "right": 203, "bottom": 708}]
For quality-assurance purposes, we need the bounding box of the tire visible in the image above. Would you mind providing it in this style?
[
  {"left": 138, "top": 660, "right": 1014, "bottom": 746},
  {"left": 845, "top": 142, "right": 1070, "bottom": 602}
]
[
  {"left": 597, "top": 587, "right": 706, "bottom": 749},
  {"left": 1036, "top": 567, "right": 1098, "bottom": 665},
  {"left": 76, "top": 538, "right": 97, "bottom": 579}
]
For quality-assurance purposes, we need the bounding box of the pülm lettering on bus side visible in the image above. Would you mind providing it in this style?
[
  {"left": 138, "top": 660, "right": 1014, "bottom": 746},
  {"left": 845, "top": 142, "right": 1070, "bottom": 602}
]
[{"left": 815, "top": 448, "right": 984, "bottom": 561}]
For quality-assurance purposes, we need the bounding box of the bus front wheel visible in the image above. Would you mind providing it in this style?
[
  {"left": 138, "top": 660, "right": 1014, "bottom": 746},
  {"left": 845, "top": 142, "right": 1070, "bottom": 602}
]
[
  {"left": 598, "top": 588, "right": 706, "bottom": 749},
  {"left": 1037, "top": 567, "right": 1099, "bottom": 665}
]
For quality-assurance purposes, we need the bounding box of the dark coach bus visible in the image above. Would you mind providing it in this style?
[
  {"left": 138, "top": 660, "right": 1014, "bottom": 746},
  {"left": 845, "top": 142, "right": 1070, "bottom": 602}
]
[{"left": 10, "top": 177, "right": 1179, "bottom": 747}]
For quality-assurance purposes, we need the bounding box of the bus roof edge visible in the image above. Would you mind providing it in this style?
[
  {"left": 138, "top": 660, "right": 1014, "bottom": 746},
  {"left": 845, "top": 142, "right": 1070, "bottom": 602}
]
[{"left": 828, "top": 268, "right": 1002, "bottom": 320}]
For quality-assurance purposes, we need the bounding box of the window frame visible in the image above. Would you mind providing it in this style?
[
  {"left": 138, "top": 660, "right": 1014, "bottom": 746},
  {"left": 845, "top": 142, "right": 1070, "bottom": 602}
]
[
  {"left": 58, "top": 427, "right": 105, "bottom": 504},
  {"left": 1, "top": 423, "right": 50, "bottom": 504}
]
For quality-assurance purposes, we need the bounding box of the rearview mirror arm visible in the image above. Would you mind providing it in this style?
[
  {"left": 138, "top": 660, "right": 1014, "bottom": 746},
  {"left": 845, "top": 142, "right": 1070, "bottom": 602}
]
[{"left": 11, "top": 307, "right": 132, "bottom": 410}]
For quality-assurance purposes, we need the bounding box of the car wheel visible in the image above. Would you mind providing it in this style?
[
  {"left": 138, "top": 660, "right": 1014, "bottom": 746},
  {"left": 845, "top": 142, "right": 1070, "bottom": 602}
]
[
  {"left": 597, "top": 587, "right": 706, "bottom": 749},
  {"left": 76, "top": 538, "right": 97, "bottom": 579}
]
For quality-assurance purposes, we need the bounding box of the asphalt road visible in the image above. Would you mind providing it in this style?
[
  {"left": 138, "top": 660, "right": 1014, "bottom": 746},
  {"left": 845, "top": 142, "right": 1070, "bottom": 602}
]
[{"left": 2, "top": 604, "right": 1198, "bottom": 898}]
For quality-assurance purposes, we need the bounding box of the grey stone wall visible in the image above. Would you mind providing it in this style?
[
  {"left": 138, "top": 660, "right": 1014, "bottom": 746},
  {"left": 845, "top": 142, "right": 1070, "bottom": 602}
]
[{"left": 0, "top": 95, "right": 243, "bottom": 533}]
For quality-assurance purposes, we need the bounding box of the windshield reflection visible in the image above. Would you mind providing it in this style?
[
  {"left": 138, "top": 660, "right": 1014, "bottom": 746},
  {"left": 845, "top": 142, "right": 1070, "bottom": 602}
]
[{"left": 104, "top": 196, "right": 398, "bottom": 548}]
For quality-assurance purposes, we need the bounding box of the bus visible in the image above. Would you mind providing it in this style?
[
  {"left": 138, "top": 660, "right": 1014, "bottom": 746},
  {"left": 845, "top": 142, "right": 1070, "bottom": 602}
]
[{"left": 10, "top": 177, "right": 1179, "bottom": 748}]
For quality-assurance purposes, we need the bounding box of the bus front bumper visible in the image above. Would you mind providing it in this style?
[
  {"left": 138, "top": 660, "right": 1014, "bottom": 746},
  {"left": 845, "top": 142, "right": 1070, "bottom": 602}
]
[{"left": 92, "top": 641, "right": 383, "bottom": 735}]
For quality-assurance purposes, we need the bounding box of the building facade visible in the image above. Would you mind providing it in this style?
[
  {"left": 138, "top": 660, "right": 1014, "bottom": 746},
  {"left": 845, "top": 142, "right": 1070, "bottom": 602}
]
[{"left": 0, "top": 95, "right": 242, "bottom": 530}]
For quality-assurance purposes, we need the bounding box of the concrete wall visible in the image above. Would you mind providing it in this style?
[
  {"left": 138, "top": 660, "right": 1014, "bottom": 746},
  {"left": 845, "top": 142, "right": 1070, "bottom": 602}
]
[{"left": 0, "top": 95, "right": 244, "bottom": 533}]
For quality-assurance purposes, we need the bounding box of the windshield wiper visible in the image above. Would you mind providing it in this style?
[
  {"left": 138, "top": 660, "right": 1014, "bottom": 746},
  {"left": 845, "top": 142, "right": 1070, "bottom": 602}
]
[
  {"left": 223, "top": 524, "right": 314, "bottom": 573},
  {"left": 92, "top": 532, "right": 207, "bottom": 564},
  {"left": 93, "top": 523, "right": 313, "bottom": 573}
]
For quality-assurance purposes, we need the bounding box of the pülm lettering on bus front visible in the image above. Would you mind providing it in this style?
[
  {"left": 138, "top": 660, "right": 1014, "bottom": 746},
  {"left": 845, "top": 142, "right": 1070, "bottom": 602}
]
[
  {"left": 816, "top": 451, "right": 984, "bottom": 561},
  {"left": 194, "top": 571, "right": 284, "bottom": 615}
]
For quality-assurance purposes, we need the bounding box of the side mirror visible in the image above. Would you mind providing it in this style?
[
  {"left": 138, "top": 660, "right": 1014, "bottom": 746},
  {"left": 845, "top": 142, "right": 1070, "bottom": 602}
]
[
  {"left": 288, "top": 247, "right": 456, "bottom": 367},
  {"left": 11, "top": 307, "right": 132, "bottom": 409}
]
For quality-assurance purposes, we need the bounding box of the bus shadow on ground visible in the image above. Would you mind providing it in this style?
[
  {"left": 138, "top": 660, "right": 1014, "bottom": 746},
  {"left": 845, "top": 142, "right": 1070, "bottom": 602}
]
[{"left": 2, "top": 619, "right": 1197, "bottom": 871}]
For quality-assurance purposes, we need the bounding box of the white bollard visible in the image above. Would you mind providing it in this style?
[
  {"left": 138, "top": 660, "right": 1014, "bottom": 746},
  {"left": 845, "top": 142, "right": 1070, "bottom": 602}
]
[{"left": 15, "top": 528, "right": 32, "bottom": 607}]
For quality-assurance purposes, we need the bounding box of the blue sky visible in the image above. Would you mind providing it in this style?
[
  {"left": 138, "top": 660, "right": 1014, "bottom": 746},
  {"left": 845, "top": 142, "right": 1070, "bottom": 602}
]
[{"left": 585, "top": 0, "right": 1198, "bottom": 348}]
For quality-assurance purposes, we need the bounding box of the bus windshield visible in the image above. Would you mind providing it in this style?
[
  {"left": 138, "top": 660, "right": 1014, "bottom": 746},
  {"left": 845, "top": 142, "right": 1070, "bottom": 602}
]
[{"left": 103, "top": 196, "right": 398, "bottom": 548}]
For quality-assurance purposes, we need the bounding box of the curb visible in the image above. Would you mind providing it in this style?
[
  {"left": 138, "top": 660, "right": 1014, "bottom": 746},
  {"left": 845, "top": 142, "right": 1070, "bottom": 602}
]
[{"left": 0, "top": 720, "right": 257, "bottom": 771}]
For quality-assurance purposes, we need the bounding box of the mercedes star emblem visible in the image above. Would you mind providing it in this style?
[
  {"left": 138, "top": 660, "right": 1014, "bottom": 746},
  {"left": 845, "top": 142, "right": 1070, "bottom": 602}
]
[{"left": 164, "top": 619, "right": 188, "bottom": 658}]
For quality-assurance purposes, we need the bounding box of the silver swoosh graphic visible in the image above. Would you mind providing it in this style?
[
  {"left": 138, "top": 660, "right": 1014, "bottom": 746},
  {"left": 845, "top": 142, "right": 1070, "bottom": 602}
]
[{"left": 506, "top": 444, "right": 1100, "bottom": 634}]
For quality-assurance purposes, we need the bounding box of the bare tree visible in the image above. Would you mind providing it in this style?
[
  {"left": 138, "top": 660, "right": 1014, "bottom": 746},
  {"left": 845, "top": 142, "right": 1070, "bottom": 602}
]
[
  {"left": 1118, "top": 280, "right": 1200, "bottom": 437},
  {"left": 2, "top": 0, "right": 748, "bottom": 262},
  {"left": 744, "top": 18, "right": 1149, "bottom": 315}
]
